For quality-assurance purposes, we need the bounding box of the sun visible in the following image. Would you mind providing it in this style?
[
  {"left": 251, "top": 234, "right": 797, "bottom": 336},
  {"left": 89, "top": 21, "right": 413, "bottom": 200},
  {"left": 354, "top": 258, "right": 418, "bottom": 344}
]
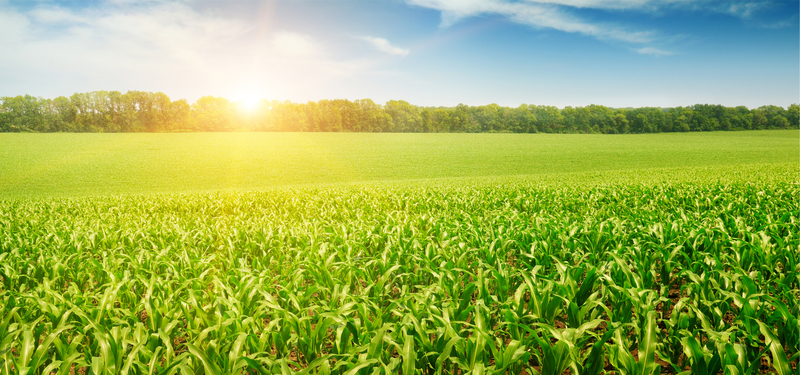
[
  {"left": 238, "top": 96, "right": 263, "bottom": 113},
  {"left": 233, "top": 87, "right": 268, "bottom": 113}
]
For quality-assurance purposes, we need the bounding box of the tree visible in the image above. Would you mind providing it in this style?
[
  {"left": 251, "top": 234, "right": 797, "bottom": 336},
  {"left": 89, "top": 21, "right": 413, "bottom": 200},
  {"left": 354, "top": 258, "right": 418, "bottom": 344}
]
[
  {"left": 612, "top": 113, "right": 628, "bottom": 134},
  {"left": 353, "top": 99, "right": 391, "bottom": 132},
  {"left": 633, "top": 113, "right": 650, "bottom": 133},
  {"left": 0, "top": 93, "right": 794, "bottom": 135},
  {"left": 586, "top": 105, "right": 614, "bottom": 134},
  {"left": 473, "top": 104, "right": 502, "bottom": 132},
  {"left": 787, "top": 104, "right": 799, "bottom": 128},
  {"left": 1, "top": 95, "right": 45, "bottom": 132},
  {"left": 46, "top": 96, "right": 74, "bottom": 132},
  {"left": 729, "top": 106, "right": 752, "bottom": 130},
  {"left": 531, "top": 105, "right": 562, "bottom": 133},
  {"left": 384, "top": 100, "right": 422, "bottom": 132},
  {"left": 168, "top": 99, "right": 193, "bottom": 131},
  {"left": 752, "top": 110, "right": 768, "bottom": 130},
  {"left": 317, "top": 100, "right": 343, "bottom": 132},
  {"left": 193, "top": 96, "right": 234, "bottom": 131}
]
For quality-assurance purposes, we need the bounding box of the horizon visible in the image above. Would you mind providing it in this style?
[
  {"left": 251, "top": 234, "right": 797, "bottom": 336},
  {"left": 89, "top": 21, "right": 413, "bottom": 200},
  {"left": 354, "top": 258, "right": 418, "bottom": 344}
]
[
  {"left": 4, "top": 90, "right": 798, "bottom": 111},
  {"left": 1, "top": 0, "right": 798, "bottom": 108}
]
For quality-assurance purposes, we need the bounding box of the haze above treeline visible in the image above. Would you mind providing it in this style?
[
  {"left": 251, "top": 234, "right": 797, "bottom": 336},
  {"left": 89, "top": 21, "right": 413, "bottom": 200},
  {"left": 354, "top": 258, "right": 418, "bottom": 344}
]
[{"left": 1, "top": 91, "right": 797, "bottom": 134}]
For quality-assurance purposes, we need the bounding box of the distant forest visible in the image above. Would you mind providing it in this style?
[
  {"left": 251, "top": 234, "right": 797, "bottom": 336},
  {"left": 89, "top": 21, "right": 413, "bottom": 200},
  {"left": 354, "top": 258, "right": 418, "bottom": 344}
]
[{"left": 1, "top": 91, "right": 798, "bottom": 133}]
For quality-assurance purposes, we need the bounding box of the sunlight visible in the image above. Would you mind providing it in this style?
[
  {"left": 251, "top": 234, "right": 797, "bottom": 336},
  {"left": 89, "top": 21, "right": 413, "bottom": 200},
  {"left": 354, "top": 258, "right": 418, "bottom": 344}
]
[
  {"left": 238, "top": 96, "right": 263, "bottom": 113},
  {"left": 232, "top": 86, "right": 268, "bottom": 114}
]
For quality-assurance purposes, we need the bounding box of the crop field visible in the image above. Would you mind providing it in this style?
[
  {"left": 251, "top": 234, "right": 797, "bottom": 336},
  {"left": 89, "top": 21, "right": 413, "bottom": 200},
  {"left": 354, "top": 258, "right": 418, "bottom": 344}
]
[
  {"left": 0, "top": 130, "right": 797, "bottom": 198},
  {"left": 0, "top": 131, "right": 798, "bottom": 375}
]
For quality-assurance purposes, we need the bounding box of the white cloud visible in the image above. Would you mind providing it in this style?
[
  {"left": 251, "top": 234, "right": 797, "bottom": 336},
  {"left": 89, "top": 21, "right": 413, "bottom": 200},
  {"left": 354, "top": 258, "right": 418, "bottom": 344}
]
[
  {"left": 530, "top": 0, "right": 781, "bottom": 21},
  {"left": 520, "top": 0, "right": 695, "bottom": 10},
  {"left": 0, "top": 1, "right": 252, "bottom": 76},
  {"left": 360, "top": 36, "right": 409, "bottom": 57},
  {"left": 0, "top": 6, "right": 30, "bottom": 41},
  {"left": 635, "top": 47, "right": 673, "bottom": 55},
  {"left": 0, "top": 1, "right": 382, "bottom": 102},
  {"left": 407, "top": 0, "right": 654, "bottom": 44},
  {"left": 722, "top": 1, "right": 771, "bottom": 19},
  {"left": 273, "top": 31, "right": 323, "bottom": 58},
  {"left": 521, "top": 0, "right": 770, "bottom": 14},
  {"left": 406, "top": 0, "right": 782, "bottom": 54},
  {"left": 28, "top": 6, "right": 87, "bottom": 24}
]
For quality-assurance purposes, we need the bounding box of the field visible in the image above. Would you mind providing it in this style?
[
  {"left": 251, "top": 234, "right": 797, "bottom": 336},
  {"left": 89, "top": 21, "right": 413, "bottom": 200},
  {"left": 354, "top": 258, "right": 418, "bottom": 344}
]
[
  {"left": 0, "top": 131, "right": 798, "bottom": 375},
  {"left": 0, "top": 130, "right": 797, "bottom": 198}
]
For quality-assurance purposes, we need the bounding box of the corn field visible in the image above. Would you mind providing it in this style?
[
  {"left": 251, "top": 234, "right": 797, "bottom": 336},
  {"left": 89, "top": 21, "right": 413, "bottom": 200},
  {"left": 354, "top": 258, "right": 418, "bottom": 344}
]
[{"left": 0, "top": 179, "right": 797, "bottom": 374}]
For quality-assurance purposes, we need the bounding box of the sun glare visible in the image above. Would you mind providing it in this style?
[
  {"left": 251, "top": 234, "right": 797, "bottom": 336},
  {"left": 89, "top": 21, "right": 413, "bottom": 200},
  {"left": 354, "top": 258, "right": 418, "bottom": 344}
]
[
  {"left": 239, "top": 96, "right": 262, "bottom": 113},
  {"left": 233, "top": 86, "right": 268, "bottom": 113}
]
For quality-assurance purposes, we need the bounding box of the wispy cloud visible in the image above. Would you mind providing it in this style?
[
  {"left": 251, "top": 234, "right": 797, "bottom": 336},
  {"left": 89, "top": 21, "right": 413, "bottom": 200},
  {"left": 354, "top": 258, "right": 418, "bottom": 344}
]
[
  {"left": 273, "top": 31, "right": 323, "bottom": 58},
  {"left": 755, "top": 16, "right": 798, "bottom": 29},
  {"left": 406, "top": 0, "right": 785, "bottom": 55},
  {"left": 0, "top": 1, "right": 382, "bottom": 102},
  {"left": 717, "top": 1, "right": 796, "bottom": 28},
  {"left": 636, "top": 47, "right": 674, "bottom": 55},
  {"left": 407, "top": 0, "right": 656, "bottom": 44},
  {"left": 722, "top": 1, "right": 767, "bottom": 19},
  {"left": 517, "top": 0, "right": 771, "bottom": 16},
  {"left": 0, "top": 1, "right": 249, "bottom": 84},
  {"left": 27, "top": 6, "right": 87, "bottom": 25},
  {"left": 513, "top": 0, "right": 691, "bottom": 11},
  {"left": 359, "top": 36, "right": 410, "bottom": 57}
]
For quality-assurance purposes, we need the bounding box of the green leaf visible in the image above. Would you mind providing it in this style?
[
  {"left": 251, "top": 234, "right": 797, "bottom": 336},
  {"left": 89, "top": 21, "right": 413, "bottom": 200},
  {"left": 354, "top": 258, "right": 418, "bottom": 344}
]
[
  {"left": 186, "top": 342, "right": 223, "bottom": 375},
  {"left": 402, "top": 330, "right": 417, "bottom": 375},
  {"left": 582, "top": 329, "right": 614, "bottom": 375},
  {"left": 241, "top": 358, "right": 271, "bottom": 375},
  {"left": 757, "top": 321, "right": 792, "bottom": 375},
  {"left": 434, "top": 336, "right": 461, "bottom": 371},
  {"left": 343, "top": 358, "right": 379, "bottom": 375},
  {"left": 637, "top": 311, "right": 659, "bottom": 375}
]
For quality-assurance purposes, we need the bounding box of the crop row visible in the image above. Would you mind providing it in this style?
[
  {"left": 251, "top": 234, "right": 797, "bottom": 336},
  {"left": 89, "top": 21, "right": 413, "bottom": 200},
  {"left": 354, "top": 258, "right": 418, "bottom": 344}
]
[{"left": 0, "top": 181, "right": 797, "bottom": 374}]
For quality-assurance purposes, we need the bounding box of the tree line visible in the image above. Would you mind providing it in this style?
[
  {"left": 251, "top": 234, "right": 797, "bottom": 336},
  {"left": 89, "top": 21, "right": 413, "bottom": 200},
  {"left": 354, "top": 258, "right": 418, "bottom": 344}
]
[{"left": 1, "top": 91, "right": 797, "bottom": 133}]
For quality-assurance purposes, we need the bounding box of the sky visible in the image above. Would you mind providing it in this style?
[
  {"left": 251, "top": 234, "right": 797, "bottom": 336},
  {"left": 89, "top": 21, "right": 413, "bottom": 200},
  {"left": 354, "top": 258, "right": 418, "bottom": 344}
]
[{"left": 0, "top": 0, "right": 797, "bottom": 108}]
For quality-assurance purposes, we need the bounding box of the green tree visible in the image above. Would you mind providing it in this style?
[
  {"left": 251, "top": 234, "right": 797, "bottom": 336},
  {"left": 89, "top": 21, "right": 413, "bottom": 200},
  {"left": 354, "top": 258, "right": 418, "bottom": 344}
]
[
  {"left": 168, "top": 99, "right": 193, "bottom": 131},
  {"left": 385, "top": 100, "right": 422, "bottom": 132},
  {"left": 361, "top": 99, "right": 392, "bottom": 132},
  {"left": 317, "top": 100, "right": 343, "bottom": 132},
  {"left": 531, "top": 105, "right": 562, "bottom": 133},
  {"left": 193, "top": 96, "right": 234, "bottom": 131},
  {"left": 752, "top": 110, "right": 768, "bottom": 130},
  {"left": 0, "top": 95, "right": 45, "bottom": 132},
  {"left": 633, "top": 113, "right": 649, "bottom": 133},
  {"left": 786, "top": 104, "right": 799, "bottom": 128}
]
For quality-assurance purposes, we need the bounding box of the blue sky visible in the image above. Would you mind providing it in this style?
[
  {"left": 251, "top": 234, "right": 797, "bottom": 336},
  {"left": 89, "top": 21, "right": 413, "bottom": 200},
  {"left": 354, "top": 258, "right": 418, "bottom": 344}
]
[{"left": 0, "top": 0, "right": 797, "bottom": 108}]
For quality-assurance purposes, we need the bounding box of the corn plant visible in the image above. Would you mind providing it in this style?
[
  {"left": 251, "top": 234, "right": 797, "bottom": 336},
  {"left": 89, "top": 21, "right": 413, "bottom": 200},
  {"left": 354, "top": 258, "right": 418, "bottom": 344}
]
[{"left": 0, "top": 175, "right": 796, "bottom": 375}]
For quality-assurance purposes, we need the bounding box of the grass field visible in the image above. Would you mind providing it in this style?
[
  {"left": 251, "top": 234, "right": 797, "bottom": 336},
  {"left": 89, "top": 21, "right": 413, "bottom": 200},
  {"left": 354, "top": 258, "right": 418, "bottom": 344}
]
[
  {"left": 0, "top": 130, "right": 796, "bottom": 198},
  {"left": 0, "top": 131, "right": 798, "bottom": 375}
]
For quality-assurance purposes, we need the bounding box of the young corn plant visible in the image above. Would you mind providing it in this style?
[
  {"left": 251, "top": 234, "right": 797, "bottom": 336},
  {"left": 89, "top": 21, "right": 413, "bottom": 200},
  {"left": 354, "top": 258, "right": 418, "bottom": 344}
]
[
  {"left": 0, "top": 177, "right": 796, "bottom": 375},
  {"left": 608, "top": 311, "right": 661, "bottom": 375}
]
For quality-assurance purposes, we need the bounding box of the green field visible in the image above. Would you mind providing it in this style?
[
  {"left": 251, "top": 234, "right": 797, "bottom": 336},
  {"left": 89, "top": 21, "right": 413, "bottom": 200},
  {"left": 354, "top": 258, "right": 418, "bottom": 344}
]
[
  {"left": 0, "top": 130, "right": 796, "bottom": 198},
  {"left": 0, "top": 131, "right": 798, "bottom": 375}
]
